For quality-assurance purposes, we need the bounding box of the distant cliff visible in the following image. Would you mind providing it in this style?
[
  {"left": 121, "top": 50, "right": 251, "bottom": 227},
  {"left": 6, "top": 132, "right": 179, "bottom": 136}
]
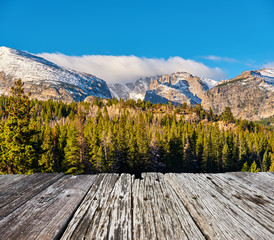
[{"left": 202, "top": 69, "right": 274, "bottom": 120}]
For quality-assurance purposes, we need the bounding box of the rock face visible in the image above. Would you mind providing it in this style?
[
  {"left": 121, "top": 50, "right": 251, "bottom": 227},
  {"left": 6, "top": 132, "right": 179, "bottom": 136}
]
[
  {"left": 202, "top": 69, "right": 274, "bottom": 120},
  {"left": 0, "top": 47, "right": 112, "bottom": 101},
  {"left": 109, "top": 72, "right": 217, "bottom": 105},
  {"left": 109, "top": 76, "right": 156, "bottom": 101}
]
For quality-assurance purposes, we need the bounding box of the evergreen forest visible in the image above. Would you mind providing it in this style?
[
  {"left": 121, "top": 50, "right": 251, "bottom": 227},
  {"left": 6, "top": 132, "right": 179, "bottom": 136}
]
[{"left": 0, "top": 80, "right": 273, "bottom": 175}]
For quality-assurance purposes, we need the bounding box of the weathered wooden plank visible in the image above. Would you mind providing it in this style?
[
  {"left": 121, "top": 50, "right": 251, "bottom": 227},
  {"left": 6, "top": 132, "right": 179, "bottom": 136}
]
[
  {"left": 61, "top": 173, "right": 133, "bottom": 240},
  {"left": 132, "top": 173, "right": 205, "bottom": 240},
  {"left": 226, "top": 172, "right": 274, "bottom": 196},
  {"left": 0, "top": 175, "right": 27, "bottom": 192},
  {"left": 202, "top": 173, "right": 274, "bottom": 233},
  {"left": 0, "top": 174, "right": 97, "bottom": 240},
  {"left": 0, "top": 173, "right": 64, "bottom": 219},
  {"left": 166, "top": 173, "right": 274, "bottom": 239}
]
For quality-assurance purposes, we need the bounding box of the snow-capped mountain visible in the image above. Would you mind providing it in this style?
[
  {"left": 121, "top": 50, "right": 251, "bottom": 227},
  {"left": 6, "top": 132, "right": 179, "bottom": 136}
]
[
  {"left": 202, "top": 68, "right": 274, "bottom": 120},
  {"left": 0, "top": 47, "right": 111, "bottom": 101},
  {"left": 110, "top": 72, "right": 217, "bottom": 105},
  {"left": 109, "top": 76, "right": 156, "bottom": 101}
]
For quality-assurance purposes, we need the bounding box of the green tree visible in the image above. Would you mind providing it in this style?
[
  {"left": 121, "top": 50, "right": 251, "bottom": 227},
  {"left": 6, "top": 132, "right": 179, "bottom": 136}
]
[
  {"left": 241, "top": 161, "right": 250, "bottom": 172},
  {"left": 39, "top": 125, "right": 54, "bottom": 172},
  {"left": 250, "top": 160, "right": 261, "bottom": 173},
  {"left": 262, "top": 151, "right": 271, "bottom": 172},
  {"left": 0, "top": 79, "right": 38, "bottom": 174},
  {"left": 221, "top": 107, "right": 234, "bottom": 123},
  {"left": 63, "top": 124, "right": 84, "bottom": 174}
]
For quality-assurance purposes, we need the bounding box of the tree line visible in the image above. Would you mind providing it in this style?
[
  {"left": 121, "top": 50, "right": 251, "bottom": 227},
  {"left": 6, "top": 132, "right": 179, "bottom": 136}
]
[{"left": 0, "top": 80, "right": 273, "bottom": 175}]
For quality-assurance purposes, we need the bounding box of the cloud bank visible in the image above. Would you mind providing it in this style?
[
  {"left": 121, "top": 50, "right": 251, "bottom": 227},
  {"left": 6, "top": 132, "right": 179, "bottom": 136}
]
[
  {"left": 38, "top": 53, "right": 226, "bottom": 84},
  {"left": 202, "top": 55, "right": 238, "bottom": 63}
]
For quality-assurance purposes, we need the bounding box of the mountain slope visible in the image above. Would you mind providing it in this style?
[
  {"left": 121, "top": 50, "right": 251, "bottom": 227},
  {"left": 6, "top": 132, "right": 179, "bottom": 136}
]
[
  {"left": 202, "top": 69, "right": 274, "bottom": 120},
  {"left": 0, "top": 47, "right": 111, "bottom": 101},
  {"left": 109, "top": 76, "right": 156, "bottom": 101},
  {"left": 109, "top": 72, "right": 217, "bottom": 105}
]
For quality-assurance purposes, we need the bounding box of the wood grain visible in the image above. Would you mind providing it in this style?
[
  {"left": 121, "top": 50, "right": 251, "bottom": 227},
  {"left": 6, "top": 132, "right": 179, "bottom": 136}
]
[
  {"left": 0, "top": 172, "right": 273, "bottom": 240},
  {"left": 132, "top": 173, "right": 205, "bottom": 240},
  {"left": 0, "top": 175, "right": 96, "bottom": 240},
  {"left": 166, "top": 173, "right": 274, "bottom": 239},
  {"left": 0, "top": 175, "right": 27, "bottom": 192},
  {"left": 0, "top": 173, "right": 64, "bottom": 219}
]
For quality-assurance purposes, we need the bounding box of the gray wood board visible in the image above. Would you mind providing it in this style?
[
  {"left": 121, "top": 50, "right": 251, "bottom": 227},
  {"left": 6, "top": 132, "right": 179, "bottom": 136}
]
[
  {"left": 0, "top": 172, "right": 273, "bottom": 240},
  {"left": 166, "top": 173, "right": 274, "bottom": 239},
  {"left": 0, "top": 174, "right": 97, "bottom": 240},
  {"left": 0, "top": 175, "right": 27, "bottom": 192},
  {"left": 61, "top": 173, "right": 133, "bottom": 240},
  {"left": 203, "top": 173, "right": 274, "bottom": 233},
  {"left": 226, "top": 172, "right": 274, "bottom": 197},
  {"left": 132, "top": 172, "right": 205, "bottom": 240},
  {"left": 0, "top": 173, "right": 64, "bottom": 219}
]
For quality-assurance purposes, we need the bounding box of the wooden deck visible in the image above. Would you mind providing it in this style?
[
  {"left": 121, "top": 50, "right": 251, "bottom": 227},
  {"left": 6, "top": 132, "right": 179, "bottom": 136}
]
[{"left": 0, "top": 172, "right": 273, "bottom": 240}]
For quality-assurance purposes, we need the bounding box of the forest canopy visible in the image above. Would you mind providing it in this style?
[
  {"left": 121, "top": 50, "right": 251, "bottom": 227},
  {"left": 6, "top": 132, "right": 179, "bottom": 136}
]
[{"left": 0, "top": 80, "right": 273, "bottom": 175}]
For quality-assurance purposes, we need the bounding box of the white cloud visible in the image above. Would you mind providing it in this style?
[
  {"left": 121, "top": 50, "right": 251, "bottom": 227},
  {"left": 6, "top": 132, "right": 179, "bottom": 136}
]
[
  {"left": 202, "top": 55, "right": 238, "bottom": 63},
  {"left": 262, "top": 62, "right": 274, "bottom": 69},
  {"left": 38, "top": 53, "right": 226, "bottom": 84}
]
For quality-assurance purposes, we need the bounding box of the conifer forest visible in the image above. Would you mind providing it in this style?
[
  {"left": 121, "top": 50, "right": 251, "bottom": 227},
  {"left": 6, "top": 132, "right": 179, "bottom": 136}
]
[{"left": 0, "top": 80, "right": 273, "bottom": 175}]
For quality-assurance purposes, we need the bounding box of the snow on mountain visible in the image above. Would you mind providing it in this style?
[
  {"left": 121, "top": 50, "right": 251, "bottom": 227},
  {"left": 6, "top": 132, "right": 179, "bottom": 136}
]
[
  {"left": 109, "top": 76, "right": 156, "bottom": 100},
  {"left": 202, "top": 68, "right": 274, "bottom": 121},
  {"left": 250, "top": 68, "right": 274, "bottom": 92},
  {"left": 109, "top": 71, "right": 218, "bottom": 106},
  {"left": 215, "top": 68, "right": 274, "bottom": 92},
  {"left": 109, "top": 71, "right": 218, "bottom": 105},
  {"left": 199, "top": 77, "right": 218, "bottom": 89},
  {"left": 0, "top": 46, "right": 111, "bottom": 101}
]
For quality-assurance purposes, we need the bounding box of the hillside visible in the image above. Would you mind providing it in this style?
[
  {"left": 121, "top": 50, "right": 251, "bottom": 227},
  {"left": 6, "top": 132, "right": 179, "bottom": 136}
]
[
  {"left": 0, "top": 47, "right": 112, "bottom": 101},
  {"left": 202, "top": 69, "right": 274, "bottom": 121},
  {"left": 1, "top": 83, "right": 273, "bottom": 175}
]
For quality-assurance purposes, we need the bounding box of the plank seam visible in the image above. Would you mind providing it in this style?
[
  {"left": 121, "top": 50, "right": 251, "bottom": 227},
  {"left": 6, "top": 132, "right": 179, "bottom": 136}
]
[{"left": 54, "top": 175, "right": 98, "bottom": 240}]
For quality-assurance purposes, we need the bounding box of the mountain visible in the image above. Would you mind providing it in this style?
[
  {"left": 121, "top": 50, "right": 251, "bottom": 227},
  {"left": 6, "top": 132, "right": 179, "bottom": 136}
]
[
  {"left": 109, "top": 76, "right": 155, "bottom": 101},
  {"left": 202, "top": 68, "right": 274, "bottom": 120},
  {"left": 0, "top": 47, "right": 111, "bottom": 101},
  {"left": 109, "top": 72, "right": 217, "bottom": 104}
]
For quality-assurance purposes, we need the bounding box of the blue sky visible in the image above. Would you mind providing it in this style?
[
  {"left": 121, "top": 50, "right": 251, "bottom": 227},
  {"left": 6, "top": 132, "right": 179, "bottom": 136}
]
[{"left": 1, "top": 0, "right": 274, "bottom": 83}]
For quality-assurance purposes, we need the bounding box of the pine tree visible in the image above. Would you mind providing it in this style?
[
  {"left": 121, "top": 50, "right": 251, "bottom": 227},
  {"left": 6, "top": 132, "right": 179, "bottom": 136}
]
[
  {"left": 262, "top": 151, "right": 271, "bottom": 172},
  {"left": 63, "top": 124, "right": 84, "bottom": 174},
  {"left": 241, "top": 161, "right": 250, "bottom": 172},
  {"left": 76, "top": 102, "right": 88, "bottom": 166},
  {"left": 239, "top": 132, "right": 249, "bottom": 167},
  {"left": 221, "top": 107, "right": 234, "bottom": 123},
  {"left": 114, "top": 114, "right": 129, "bottom": 172},
  {"left": 250, "top": 160, "right": 261, "bottom": 173},
  {"left": 195, "top": 126, "right": 204, "bottom": 172},
  {"left": 0, "top": 79, "right": 38, "bottom": 174},
  {"left": 39, "top": 125, "right": 54, "bottom": 172}
]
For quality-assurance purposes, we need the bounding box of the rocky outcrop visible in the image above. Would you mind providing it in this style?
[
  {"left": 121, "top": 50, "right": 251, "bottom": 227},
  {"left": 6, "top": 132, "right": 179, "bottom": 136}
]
[
  {"left": 0, "top": 47, "right": 112, "bottom": 102},
  {"left": 147, "top": 72, "right": 212, "bottom": 105},
  {"left": 202, "top": 69, "right": 274, "bottom": 120},
  {"left": 109, "top": 76, "right": 156, "bottom": 100},
  {"left": 109, "top": 72, "right": 217, "bottom": 105}
]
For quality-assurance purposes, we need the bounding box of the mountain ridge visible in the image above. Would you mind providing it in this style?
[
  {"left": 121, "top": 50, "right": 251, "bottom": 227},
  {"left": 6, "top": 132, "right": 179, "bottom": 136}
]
[
  {"left": 109, "top": 72, "right": 218, "bottom": 105},
  {"left": 202, "top": 69, "right": 274, "bottom": 120},
  {"left": 0, "top": 46, "right": 112, "bottom": 101},
  {"left": 0, "top": 46, "right": 273, "bottom": 121}
]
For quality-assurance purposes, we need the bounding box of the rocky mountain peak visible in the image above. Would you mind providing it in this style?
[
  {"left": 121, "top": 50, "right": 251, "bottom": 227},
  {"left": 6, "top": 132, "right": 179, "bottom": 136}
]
[
  {"left": 202, "top": 68, "right": 274, "bottom": 120},
  {"left": 0, "top": 46, "right": 112, "bottom": 101},
  {"left": 109, "top": 71, "right": 217, "bottom": 105}
]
